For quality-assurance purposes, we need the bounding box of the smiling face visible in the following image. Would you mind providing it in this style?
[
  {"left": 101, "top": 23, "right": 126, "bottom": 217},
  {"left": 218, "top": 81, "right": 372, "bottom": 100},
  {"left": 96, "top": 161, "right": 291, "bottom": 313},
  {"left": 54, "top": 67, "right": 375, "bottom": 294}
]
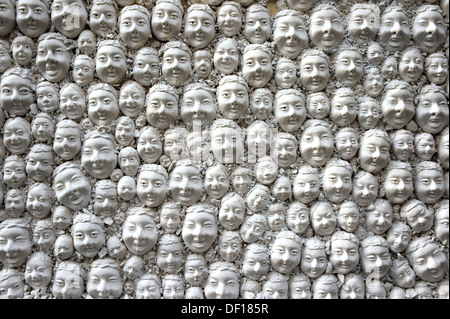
[
  {"left": 137, "top": 129, "right": 162, "bottom": 164},
  {"left": 348, "top": 7, "right": 379, "bottom": 44},
  {"left": 3, "top": 119, "right": 31, "bottom": 155},
  {"left": 133, "top": 53, "right": 159, "bottom": 87},
  {"left": 0, "top": 74, "right": 34, "bottom": 116},
  {"left": 408, "top": 241, "right": 448, "bottom": 282},
  {"left": 16, "top": 0, "right": 50, "bottom": 38},
  {"left": 392, "top": 132, "right": 414, "bottom": 161},
  {"left": 425, "top": 56, "right": 448, "bottom": 85},
  {"left": 182, "top": 210, "right": 217, "bottom": 253},
  {"left": 204, "top": 166, "right": 229, "bottom": 200},
  {"left": 81, "top": 137, "right": 117, "bottom": 179},
  {"left": 51, "top": 0, "right": 88, "bottom": 38},
  {"left": 330, "top": 94, "right": 358, "bottom": 127},
  {"left": 36, "top": 38, "right": 71, "bottom": 83},
  {"left": 217, "top": 81, "right": 249, "bottom": 121},
  {"left": 122, "top": 214, "right": 158, "bottom": 255},
  {"left": 384, "top": 168, "right": 414, "bottom": 204},
  {"left": 415, "top": 169, "right": 445, "bottom": 204},
  {"left": 309, "top": 9, "right": 344, "bottom": 52},
  {"left": 217, "top": 4, "right": 242, "bottom": 37},
  {"left": 311, "top": 205, "right": 337, "bottom": 236},
  {"left": 27, "top": 186, "right": 52, "bottom": 219},
  {"left": 219, "top": 196, "right": 245, "bottom": 231},
  {"left": 387, "top": 225, "right": 411, "bottom": 253},
  {"left": 275, "top": 94, "right": 306, "bottom": 132},
  {"left": 323, "top": 166, "right": 352, "bottom": 203},
  {"left": 300, "top": 124, "right": 334, "bottom": 167},
  {"left": 87, "top": 265, "right": 122, "bottom": 299},
  {"left": 60, "top": 86, "right": 86, "bottom": 120},
  {"left": 169, "top": 165, "right": 203, "bottom": 206},
  {"left": 379, "top": 10, "right": 410, "bottom": 51},
  {"left": 416, "top": 91, "right": 449, "bottom": 134},
  {"left": 54, "top": 167, "right": 91, "bottom": 211},
  {"left": 412, "top": 9, "right": 446, "bottom": 53},
  {"left": 0, "top": 226, "right": 32, "bottom": 268},
  {"left": 96, "top": 45, "right": 127, "bottom": 84},
  {"left": 399, "top": 49, "right": 424, "bottom": 83}
]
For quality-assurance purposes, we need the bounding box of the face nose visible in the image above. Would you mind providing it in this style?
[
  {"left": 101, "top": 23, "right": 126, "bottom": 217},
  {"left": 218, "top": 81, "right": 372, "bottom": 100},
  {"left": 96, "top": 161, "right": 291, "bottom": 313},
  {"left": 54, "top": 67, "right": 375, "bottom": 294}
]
[{"left": 426, "top": 21, "right": 437, "bottom": 35}]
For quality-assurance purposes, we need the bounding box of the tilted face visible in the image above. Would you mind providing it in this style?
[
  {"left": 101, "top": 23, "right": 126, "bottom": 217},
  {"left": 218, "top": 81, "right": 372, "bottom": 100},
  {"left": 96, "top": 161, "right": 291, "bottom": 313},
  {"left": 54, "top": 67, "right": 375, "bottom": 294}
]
[
  {"left": 309, "top": 9, "right": 344, "bottom": 52},
  {"left": 275, "top": 94, "right": 306, "bottom": 132},
  {"left": 300, "top": 56, "right": 329, "bottom": 92},
  {"left": 25, "top": 257, "right": 52, "bottom": 289},
  {"left": 36, "top": 38, "right": 71, "bottom": 83},
  {"left": 366, "top": 207, "right": 393, "bottom": 235},
  {"left": 214, "top": 40, "right": 239, "bottom": 75},
  {"left": 408, "top": 242, "right": 448, "bottom": 282},
  {"left": 415, "top": 135, "right": 436, "bottom": 160},
  {"left": 27, "top": 187, "right": 52, "bottom": 219},
  {"left": 381, "top": 56, "right": 398, "bottom": 79},
  {"left": 329, "top": 239, "right": 359, "bottom": 274},
  {"left": 137, "top": 130, "right": 162, "bottom": 164},
  {"left": 162, "top": 48, "right": 192, "bottom": 86},
  {"left": 379, "top": 10, "right": 410, "bottom": 51},
  {"left": 163, "top": 279, "right": 184, "bottom": 299},
  {"left": 322, "top": 166, "right": 352, "bottom": 203},
  {"left": 51, "top": 0, "right": 88, "bottom": 38},
  {"left": 0, "top": 227, "right": 32, "bottom": 268},
  {"left": 53, "top": 236, "right": 74, "bottom": 259},
  {"left": 219, "top": 198, "right": 245, "bottom": 231},
  {"left": 73, "top": 222, "right": 105, "bottom": 258},
  {"left": 169, "top": 165, "right": 203, "bottom": 206},
  {"left": 271, "top": 238, "right": 301, "bottom": 274},
  {"left": 360, "top": 245, "right": 392, "bottom": 278},
  {"left": 271, "top": 177, "right": 291, "bottom": 202},
  {"left": 300, "top": 125, "right": 334, "bottom": 167},
  {"left": 217, "top": 82, "right": 249, "bottom": 121},
  {"left": 211, "top": 127, "right": 244, "bottom": 164},
  {"left": 415, "top": 169, "right": 445, "bottom": 204},
  {"left": 399, "top": 50, "right": 424, "bottom": 83},
  {"left": 0, "top": 46, "right": 11, "bottom": 73},
  {"left": 367, "top": 45, "right": 384, "bottom": 66},
  {"left": 89, "top": 3, "right": 117, "bottom": 36},
  {"left": 119, "top": 10, "right": 151, "bottom": 50},
  {"left": 268, "top": 210, "right": 285, "bottom": 231},
  {"left": 181, "top": 89, "right": 216, "bottom": 127},
  {"left": 311, "top": 206, "right": 337, "bottom": 236},
  {"left": 274, "top": 15, "right": 308, "bottom": 59},
  {"left": 87, "top": 266, "right": 122, "bottom": 299},
  {"left": 146, "top": 91, "right": 178, "bottom": 130},
  {"left": 123, "top": 214, "right": 158, "bottom": 255},
  {"left": 95, "top": 46, "right": 127, "bottom": 84},
  {"left": 416, "top": 92, "right": 449, "bottom": 134},
  {"left": 300, "top": 247, "right": 327, "bottom": 278},
  {"left": 412, "top": 10, "right": 446, "bottom": 53},
  {"left": 232, "top": 173, "right": 252, "bottom": 195},
  {"left": 60, "top": 86, "right": 86, "bottom": 120},
  {"left": 390, "top": 263, "right": 416, "bottom": 288},
  {"left": 81, "top": 137, "right": 117, "bottom": 179},
  {"left": 53, "top": 167, "right": 91, "bottom": 211},
  {"left": 340, "top": 277, "right": 364, "bottom": 299},
  {"left": 185, "top": 10, "right": 215, "bottom": 49},
  {"left": 384, "top": 168, "right": 414, "bottom": 204},
  {"left": 244, "top": 11, "right": 271, "bottom": 44},
  {"left": 151, "top": 2, "right": 183, "bottom": 41},
  {"left": 204, "top": 269, "right": 239, "bottom": 299},
  {"left": 0, "top": 0, "right": 16, "bottom": 36},
  {"left": 348, "top": 8, "right": 379, "bottom": 43},
  {"left": 246, "top": 188, "right": 270, "bottom": 213},
  {"left": 133, "top": 53, "right": 160, "bottom": 87},
  {"left": 217, "top": 4, "right": 242, "bottom": 37},
  {"left": 405, "top": 204, "right": 434, "bottom": 233},
  {"left": 392, "top": 133, "right": 414, "bottom": 161},
  {"left": 359, "top": 136, "right": 390, "bottom": 173},
  {"left": 16, "top": 0, "right": 50, "bottom": 38},
  {"left": 387, "top": 226, "right": 411, "bottom": 253},
  {"left": 242, "top": 50, "right": 273, "bottom": 88},
  {"left": 52, "top": 270, "right": 84, "bottom": 299},
  {"left": 435, "top": 208, "right": 449, "bottom": 243},
  {"left": 182, "top": 212, "right": 217, "bottom": 253},
  {"left": 330, "top": 95, "right": 358, "bottom": 127},
  {"left": 157, "top": 242, "right": 184, "bottom": 273},
  {"left": 184, "top": 259, "right": 207, "bottom": 286},
  {"left": 337, "top": 207, "right": 360, "bottom": 233},
  {"left": 137, "top": 171, "right": 167, "bottom": 208},
  {"left": 425, "top": 57, "right": 448, "bottom": 85},
  {"left": 0, "top": 75, "right": 34, "bottom": 116}
]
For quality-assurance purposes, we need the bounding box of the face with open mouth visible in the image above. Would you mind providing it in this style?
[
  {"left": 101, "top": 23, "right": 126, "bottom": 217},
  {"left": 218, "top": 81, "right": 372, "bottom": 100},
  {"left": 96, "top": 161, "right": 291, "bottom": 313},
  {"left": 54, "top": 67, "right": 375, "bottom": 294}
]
[
  {"left": 151, "top": 2, "right": 183, "bottom": 42},
  {"left": 217, "top": 3, "right": 242, "bottom": 37},
  {"left": 379, "top": 9, "right": 410, "bottom": 52},
  {"left": 399, "top": 48, "right": 424, "bottom": 83},
  {"left": 412, "top": 9, "right": 446, "bottom": 53},
  {"left": 309, "top": 7, "right": 344, "bottom": 52},
  {"left": 36, "top": 36, "right": 71, "bottom": 82},
  {"left": 26, "top": 184, "right": 52, "bottom": 219},
  {"left": 214, "top": 39, "right": 239, "bottom": 75},
  {"left": 0, "top": 73, "right": 34, "bottom": 116}
]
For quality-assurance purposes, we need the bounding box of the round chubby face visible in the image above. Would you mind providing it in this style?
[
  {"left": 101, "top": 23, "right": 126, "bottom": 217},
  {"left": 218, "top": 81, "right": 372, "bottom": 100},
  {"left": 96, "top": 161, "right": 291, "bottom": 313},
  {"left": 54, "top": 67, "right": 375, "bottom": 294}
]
[
  {"left": 416, "top": 92, "right": 449, "bottom": 134},
  {"left": 300, "top": 125, "right": 334, "bottom": 167},
  {"left": 408, "top": 242, "right": 448, "bottom": 282},
  {"left": 182, "top": 211, "right": 217, "bottom": 253},
  {"left": 60, "top": 86, "right": 86, "bottom": 120},
  {"left": 0, "top": 226, "right": 32, "bottom": 268},
  {"left": 360, "top": 244, "right": 392, "bottom": 278},
  {"left": 52, "top": 269, "right": 84, "bottom": 299},
  {"left": 300, "top": 246, "right": 327, "bottom": 279},
  {"left": 73, "top": 222, "right": 105, "bottom": 258},
  {"left": 359, "top": 136, "right": 390, "bottom": 173},
  {"left": 181, "top": 89, "right": 216, "bottom": 128},
  {"left": 217, "top": 4, "right": 242, "bottom": 37},
  {"left": 329, "top": 239, "right": 359, "bottom": 274},
  {"left": 340, "top": 276, "right": 364, "bottom": 299},
  {"left": 334, "top": 50, "right": 364, "bottom": 87},
  {"left": 96, "top": 45, "right": 127, "bottom": 84},
  {"left": 392, "top": 133, "right": 414, "bottom": 161},
  {"left": 309, "top": 9, "right": 344, "bottom": 52},
  {"left": 90, "top": 3, "right": 117, "bottom": 36},
  {"left": 123, "top": 214, "right": 158, "bottom": 255},
  {"left": 0, "top": 74, "right": 34, "bottom": 116},
  {"left": 425, "top": 56, "right": 448, "bottom": 85},
  {"left": 0, "top": 0, "right": 15, "bottom": 37},
  {"left": 162, "top": 48, "right": 192, "bottom": 86},
  {"left": 271, "top": 237, "right": 301, "bottom": 274},
  {"left": 204, "top": 166, "right": 229, "bottom": 200},
  {"left": 300, "top": 55, "right": 329, "bottom": 92},
  {"left": 26, "top": 149, "right": 53, "bottom": 182},
  {"left": 275, "top": 94, "right": 306, "bottom": 132},
  {"left": 217, "top": 82, "right": 249, "bottom": 121},
  {"left": 169, "top": 165, "right": 203, "bottom": 206},
  {"left": 382, "top": 85, "right": 416, "bottom": 127},
  {"left": 399, "top": 49, "right": 424, "bottom": 83},
  {"left": 16, "top": 0, "right": 50, "bottom": 38},
  {"left": 311, "top": 206, "right": 337, "bottom": 236},
  {"left": 137, "top": 129, "right": 162, "bottom": 164},
  {"left": 185, "top": 9, "right": 215, "bottom": 49},
  {"left": 415, "top": 169, "right": 445, "bottom": 204},
  {"left": 3, "top": 120, "right": 31, "bottom": 155},
  {"left": 211, "top": 127, "right": 244, "bottom": 164},
  {"left": 242, "top": 50, "right": 273, "bottom": 88},
  {"left": 81, "top": 137, "right": 117, "bottom": 179},
  {"left": 271, "top": 177, "right": 291, "bottom": 202},
  {"left": 412, "top": 10, "right": 446, "bottom": 53},
  {"left": 87, "top": 266, "right": 122, "bottom": 299},
  {"left": 146, "top": 90, "right": 178, "bottom": 130},
  {"left": 379, "top": 10, "right": 410, "bottom": 51},
  {"left": 244, "top": 10, "right": 271, "bottom": 44},
  {"left": 274, "top": 14, "right": 308, "bottom": 59},
  {"left": 119, "top": 9, "right": 151, "bottom": 50},
  {"left": 118, "top": 86, "right": 143, "bottom": 120},
  {"left": 53, "top": 167, "right": 91, "bottom": 211},
  {"left": 151, "top": 2, "right": 183, "bottom": 41},
  {"left": 51, "top": 0, "right": 88, "bottom": 38},
  {"left": 36, "top": 38, "right": 71, "bottom": 83},
  {"left": 219, "top": 198, "right": 245, "bottom": 231},
  {"left": 348, "top": 7, "right": 379, "bottom": 43},
  {"left": 133, "top": 53, "right": 159, "bottom": 87},
  {"left": 214, "top": 40, "right": 239, "bottom": 75},
  {"left": 204, "top": 269, "right": 239, "bottom": 299},
  {"left": 323, "top": 166, "right": 352, "bottom": 204}
]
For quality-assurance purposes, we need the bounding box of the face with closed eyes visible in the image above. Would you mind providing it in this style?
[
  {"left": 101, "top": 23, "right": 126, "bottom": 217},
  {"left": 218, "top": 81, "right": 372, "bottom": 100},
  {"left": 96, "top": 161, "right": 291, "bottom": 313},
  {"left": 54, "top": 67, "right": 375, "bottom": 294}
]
[
  {"left": 51, "top": 268, "right": 84, "bottom": 299},
  {"left": 407, "top": 240, "right": 448, "bottom": 282},
  {"left": 360, "top": 243, "right": 392, "bottom": 278},
  {"left": 122, "top": 214, "right": 158, "bottom": 255},
  {"left": 219, "top": 197, "right": 245, "bottom": 231},
  {"left": 26, "top": 186, "right": 52, "bottom": 219},
  {"left": 311, "top": 205, "right": 337, "bottom": 236},
  {"left": 87, "top": 265, "right": 122, "bottom": 299}
]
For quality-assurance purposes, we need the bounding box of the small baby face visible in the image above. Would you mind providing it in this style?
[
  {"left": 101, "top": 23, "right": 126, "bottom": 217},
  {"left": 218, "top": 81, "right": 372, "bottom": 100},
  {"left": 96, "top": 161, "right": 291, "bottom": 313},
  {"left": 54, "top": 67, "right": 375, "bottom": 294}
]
[{"left": 117, "top": 176, "right": 137, "bottom": 201}]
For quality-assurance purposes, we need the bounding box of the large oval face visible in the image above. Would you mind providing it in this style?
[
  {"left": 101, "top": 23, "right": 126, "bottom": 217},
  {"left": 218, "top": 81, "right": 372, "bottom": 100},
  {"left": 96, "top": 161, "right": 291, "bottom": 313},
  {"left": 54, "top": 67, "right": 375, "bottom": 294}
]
[
  {"left": 416, "top": 92, "right": 449, "bottom": 134},
  {"left": 182, "top": 211, "right": 217, "bottom": 253},
  {"left": 151, "top": 2, "right": 183, "bottom": 41},
  {"left": 184, "top": 9, "right": 215, "bottom": 49},
  {"left": 270, "top": 237, "right": 301, "bottom": 274},
  {"left": 87, "top": 266, "right": 123, "bottom": 299},
  {"left": 379, "top": 10, "right": 410, "bottom": 52},
  {"left": 16, "top": 0, "right": 50, "bottom": 38},
  {"left": 309, "top": 9, "right": 344, "bottom": 52},
  {"left": 348, "top": 7, "right": 379, "bottom": 44},
  {"left": 36, "top": 38, "right": 71, "bottom": 83},
  {"left": 181, "top": 88, "right": 216, "bottom": 128},
  {"left": 217, "top": 82, "right": 249, "bottom": 121},
  {"left": 359, "top": 136, "right": 390, "bottom": 173},
  {"left": 119, "top": 9, "right": 151, "bottom": 50},
  {"left": 408, "top": 241, "right": 448, "bottom": 282},
  {"left": 89, "top": 3, "right": 117, "bottom": 36},
  {"left": 52, "top": 269, "right": 85, "bottom": 299},
  {"left": 412, "top": 10, "right": 446, "bottom": 53},
  {"left": 122, "top": 214, "right": 158, "bottom": 255},
  {"left": 0, "top": 74, "right": 34, "bottom": 116},
  {"left": 329, "top": 239, "right": 359, "bottom": 274},
  {"left": 137, "top": 129, "right": 162, "bottom": 164}
]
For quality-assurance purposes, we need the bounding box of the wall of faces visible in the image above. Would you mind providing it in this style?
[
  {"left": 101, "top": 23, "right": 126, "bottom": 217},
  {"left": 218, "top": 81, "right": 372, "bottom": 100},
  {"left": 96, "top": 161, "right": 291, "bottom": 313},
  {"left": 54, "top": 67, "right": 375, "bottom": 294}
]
[{"left": 0, "top": 0, "right": 449, "bottom": 299}]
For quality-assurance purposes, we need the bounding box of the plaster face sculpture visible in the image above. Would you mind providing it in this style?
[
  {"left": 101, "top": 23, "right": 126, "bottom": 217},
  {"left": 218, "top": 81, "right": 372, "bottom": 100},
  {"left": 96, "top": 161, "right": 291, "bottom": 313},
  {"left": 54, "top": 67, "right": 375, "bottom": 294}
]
[
  {"left": 359, "top": 130, "right": 390, "bottom": 174},
  {"left": 348, "top": 4, "right": 379, "bottom": 44},
  {"left": 313, "top": 275, "right": 339, "bottom": 299},
  {"left": 52, "top": 206, "right": 73, "bottom": 231},
  {"left": 0, "top": 220, "right": 32, "bottom": 268},
  {"left": 329, "top": 233, "right": 359, "bottom": 274},
  {"left": 415, "top": 162, "right": 445, "bottom": 204},
  {"left": 184, "top": 255, "right": 207, "bottom": 286},
  {"left": 0, "top": 42, "right": 11, "bottom": 73},
  {"left": 219, "top": 193, "right": 245, "bottom": 231},
  {"left": 384, "top": 162, "right": 414, "bottom": 204},
  {"left": 360, "top": 236, "right": 392, "bottom": 279},
  {"left": 242, "top": 244, "right": 269, "bottom": 280},
  {"left": 293, "top": 167, "right": 320, "bottom": 204},
  {"left": 87, "top": 259, "right": 123, "bottom": 299},
  {"left": 72, "top": 214, "right": 105, "bottom": 258},
  {"left": 26, "top": 145, "right": 54, "bottom": 182},
  {"left": 159, "top": 204, "right": 181, "bottom": 234},
  {"left": 12, "top": 36, "right": 34, "bottom": 66},
  {"left": 137, "top": 165, "right": 168, "bottom": 208},
  {"left": 133, "top": 49, "right": 160, "bottom": 87},
  {"left": 247, "top": 121, "right": 270, "bottom": 161},
  {"left": 251, "top": 89, "right": 273, "bottom": 120},
  {"left": 51, "top": 262, "right": 85, "bottom": 299},
  {"left": 27, "top": 184, "right": 52, "bottom": 219},
  {"left": 366, "top": 200, "right": 393, "bottom": 235},
  {"left": 36, "top": 82, "right": 58, "bottom": 113},
  {"left": 136, "top": 275, "right": 161, "bottom": 299},
  {"left": 137, "top": 127, "right": 162, "bottom": 164},
  {"left": 187, "top": 132, "right": 211, "bottom": 164},
  {"left": 390, "top": 259, "right": 416, "bottom": 289},
  {"left": 0, "top": 70, "right": 34, "bottom": 116},
  {"left": 81, "top": 134, "right": 117, "bottom": 179},
  {"left": 381, "top": 56, "right": 398, "bottom": 79},
  {"left": 299, "top": 51, "right": 330, "bottom": 93},
  {"left": 122, "top": 208, "right": 158, "bottom": 255},
  {"left": 275, "top": 59, "right": 297, "bottom": 89},
  {"left": 322, "top": 161, "right": 353, "bottom": 204},
  {"left": 399, "top": 47, "right": 424, "bottom": 83},
  {"left": 386, "top": 222, "right": 411, "bottom": 254},
  {"left": 53, "top": 121, "right": 82, "bottom": 160},
  {"left": 267, "top": 204, "right": 286, "bottom": 232},
  {"left": 415, "top": 133, "right": 437, "bottom": 161},
  {"left": 204, "top": 262, "right": 239, "bottom": 299},
  {"left": 300, "top": 120, "right": 334, "bottom": 168},
  {"left": 169, "top": 161, "right": 203, "bottom": 206},
  {"left": 367, "top": 43, "right": 384, "bottom": 66},
  {"left": 25, "top": 253, "right": 52, "bottom": 289},
  {"left": 219, "top": 232, "right": 241, "bottom": 262},
  {"left": 53, "top": 234, "right": 74, "bottom": 260},
  {"left": 157, "top": 235, "right": 184, "bottom": 273},
  {"left": 300, "top": 238, "right": 327, "bottom": 279},
  {"left": 95, "top": 41, "right": 127, "bottom": 84},
  {"left": 36, "top": 33, "right": 71, "bottom": 83},
  {"left": 119, "top": 82, "right": 145, "bottom": 119},
  {"left": 51, "top": 0, "right": 88, "bottom": 38},
  {"left": 147, "top": 86, "right": 179, "bottom": 131},
  {"left": 60, "top": 84, "right": 86, "bottom": 121},
  {"left": 93, "top": 180, "right": 119, "bottom": 218},
  {"left": 306, "top": 92, "right": 330, "bottom": 120},
  {"left": 246, "top": 185, "right": 270, "bottom": 213},
  {"left": 412, "top": 5, "right": 446, "bottom": 53},
  {"left": 16, "top": 0, "right": 50, "bottom": 38},
  {"left": 244, "top": 5, "right": 271, "bottom": 44},
  {"left": 335, "top": 128, "right": 359, "bottom": 160},
  {"left": 151, "top": 0, "right": 183, "bottom": 42},
  {"left": 193, "top": 50, "right": 212, "bottom": 79},
  {"left": 106, "top": 236, "right": 126, "bottom": 260},
  {"left": 231, "top": 167, "right": 252, "bottom": 196},
  {"left": 402, "top": 200, "right": 434, "bottom": 233},
  {"left": 162, "top": 276, "right": 184, "bottom": 299},
  {"left": 242, "top": 46, "right": 273, "bottom": 88},
  {"left": 435, "top": 203, "right": 449, "bottom": 243},
  {"left": 211, "top": 120, "right": 244, "bottom": 164},
  {"left": 311, "top": 202, "right": 337, "bottom": 236},
  {"left": 214, "top": 39, "right": 239, "bottom": 75},
  {"left": 77, "top": 30, "right": 96, "bottom": 56},
  {"left": 88, "top": 84, "right": 120, "bottom": 126},
  {"left": 270, "top": 232, "right": 301, "bottom": 275},
  {"left": 89, "top": 0, "right": 117, "bottom": 36},
  {"left": 406, "top": 237, "right": 449, "bottom": 282},
  {"left": 184, "top": 5, "right": 215, "bottom": 49},
  {"left": 270, "top": 176, "right": 291, "bottom": 202},
  {"left": 379, "top": 7, "right": 411, "bottom": 52},
  {"left": 309, "top": 6, "right": 345, "bottom": 53},
  {"left": 123, "top": 256, "right": 144, "bottom": 280},
  {"left": 182, "top": 204, "right": 217, "bottom": 253},
  {"left": 240, "top": 214, "right": 266, "bottom": 244},
  {"left": 161, "top": 42, "right": 192, "bottom": 86},
  {"left": 0, "top": 270, "right": 24, "bottom": 299},
  {"left": 3, "top": 157, "right": 26, "bottom": 189},
  {"left": 255, "top": 157, "right": 278, "bottom": 186},
  {"left": 119, "top": 6, "right": 152, "bottom": 50},
  {"left": 334, "top": 48, "right": 364, "bottom": 87},
  {"left": 340, "top": 274, "right": 365, "bottom": 299},
  {"left": 391, "top": 130, "right": 414, "bottom": 161},
  {"left": 363, "top": 69, "right": 384, "bottom": 98},
  {"left": 286, "top": 0, "right": 317, "bottom": 11},
  {"left": 0, "top": 0, "right": 15, "bottom": 37},
  {"left": 217, "top": 2, "right": 242, "bottom": 37},
  {"left": 205, "top": 165, "right": 230, "bottom": 200},
  {"left": 263, "top": 273, "right": 289, "bottom": 299},
  {"left": 273, "top": 10, "right": 308, "bottom": 59},
  {"left": 181, "top": 84, "right": 216, "bottom": 128},
  {"left": 425, "top": 53, "right": 448, "bottom": 85},
  {"left": 217, "top": 77, "right": 249, "bottom": 121},
  {"left": 115, "top": 117, "right": 135, "bottom": 147},
  {"left": 415, "top": 85, "right": 449, "bottom": 134},
  {"left": 274, "top": 90, "right": 306, "bottom": 133},
  {"left": 72, "top": 55, "right": 95, "bottom": 87},
  {"left": 337, "top": 202, "right": 360, "bottom": 233},
  {"left": 3, "top": 118, "right": 31, "bottom": 155},
  {"left": 290, "top": 275, "right": 312, "bottom": 299},
  {"left": 287, "top": 202, "right": 309, "bottom": 235},
  {"left": 53, "top": 163, "right": 91, "bottom": 211},
  {"left": 117, "top": 176, "right": 136, "bottom": 201},
  {"left": 5, "top": 190, "right": 25, "bottom": 218}
]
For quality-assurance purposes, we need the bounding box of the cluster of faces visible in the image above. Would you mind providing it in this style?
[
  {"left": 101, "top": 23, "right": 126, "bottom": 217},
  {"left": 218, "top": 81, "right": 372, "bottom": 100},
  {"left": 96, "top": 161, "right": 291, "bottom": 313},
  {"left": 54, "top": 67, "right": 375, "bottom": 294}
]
[{"left": 0, "top": 0, "right": 449, "bottom": 300}]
